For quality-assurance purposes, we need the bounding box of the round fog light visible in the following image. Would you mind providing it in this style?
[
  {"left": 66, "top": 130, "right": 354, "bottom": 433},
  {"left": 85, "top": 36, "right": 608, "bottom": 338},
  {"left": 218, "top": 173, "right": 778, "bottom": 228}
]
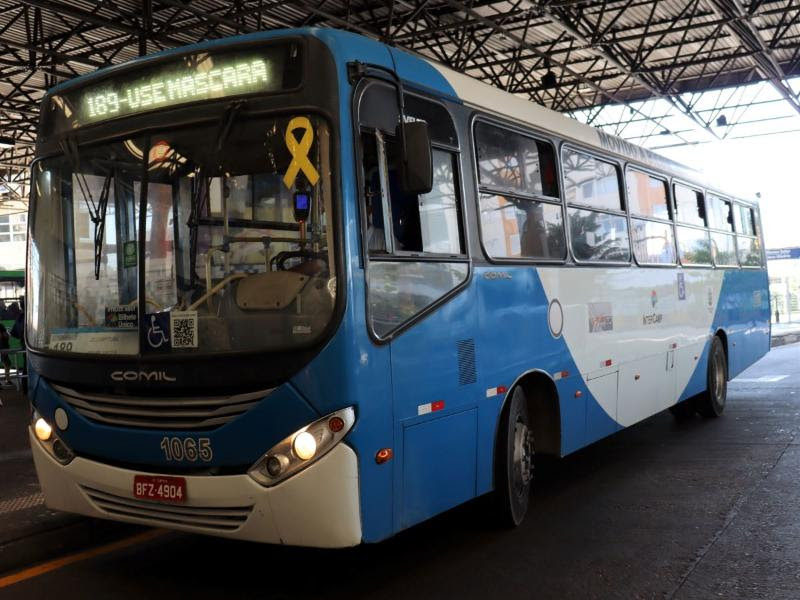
[
  {"left": 34, "top": 418, "right": 52, "bottom": 442},
  {"left": 52, "top": 439, "right": 71, "bottom": 462},
  {"left": 292, "top": 431, "right": 317, "bottom": 460},
  {"left": 266, "top": 455, "right": 283, "bottom": 476}
]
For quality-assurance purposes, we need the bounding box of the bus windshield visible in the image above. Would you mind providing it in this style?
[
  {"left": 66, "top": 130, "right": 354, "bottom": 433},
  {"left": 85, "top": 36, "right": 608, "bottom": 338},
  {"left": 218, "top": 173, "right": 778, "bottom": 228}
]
[{"left": 28, "top": 113, "right": 336, "bottom": 356}]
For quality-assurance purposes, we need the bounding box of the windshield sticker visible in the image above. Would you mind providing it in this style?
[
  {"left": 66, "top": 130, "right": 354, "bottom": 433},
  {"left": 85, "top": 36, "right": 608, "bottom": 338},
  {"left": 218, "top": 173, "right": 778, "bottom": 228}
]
[
  {"left": 283, "top": 116, "right": 319, "bottom": 189},
  {"left": 588, "top": 302, "right": 613, "bottom": 333},
  {"left": 105, "top": 305, "right": 137, "bottom": 329},
  {"left": 170, "top": 311, "right": 198, "bottom": 348},
  {"left": 123, "top": 241, "right": 137, "bottom": 268},
  {"left": 146, "top": 313, "right": 171, "bottom": 350},
  {"left": 49, "top": 330, "right": 137, "bottom": 354}
]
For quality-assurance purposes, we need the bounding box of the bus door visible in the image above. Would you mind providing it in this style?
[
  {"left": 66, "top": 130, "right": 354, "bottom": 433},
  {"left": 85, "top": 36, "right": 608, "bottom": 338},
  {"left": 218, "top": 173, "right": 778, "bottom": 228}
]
[{"left": 359, "top": 116, "right": 477, "bottom": 531}]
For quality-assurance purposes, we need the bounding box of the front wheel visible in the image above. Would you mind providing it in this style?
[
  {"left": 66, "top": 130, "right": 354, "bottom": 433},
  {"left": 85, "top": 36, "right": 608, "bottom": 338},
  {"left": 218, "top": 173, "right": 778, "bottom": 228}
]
[
  {"left": 495, "top": 387, "right": 534, "bottom": 527},
  {"left": 695, "top": 336, "right": 728, "bottom": 418}
]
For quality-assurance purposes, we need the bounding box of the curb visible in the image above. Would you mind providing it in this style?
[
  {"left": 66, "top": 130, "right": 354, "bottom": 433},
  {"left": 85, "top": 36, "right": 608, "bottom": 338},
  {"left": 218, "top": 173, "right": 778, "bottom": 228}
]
[{"left": 771, "top": 333, "right": 800, "bottom": 348}]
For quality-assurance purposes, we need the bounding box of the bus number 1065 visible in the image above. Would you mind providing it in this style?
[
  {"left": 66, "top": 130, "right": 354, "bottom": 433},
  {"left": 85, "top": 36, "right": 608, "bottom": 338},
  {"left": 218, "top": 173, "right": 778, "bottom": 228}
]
[{"left": 160, "top": 437, "right": 213, "bottom": 462}]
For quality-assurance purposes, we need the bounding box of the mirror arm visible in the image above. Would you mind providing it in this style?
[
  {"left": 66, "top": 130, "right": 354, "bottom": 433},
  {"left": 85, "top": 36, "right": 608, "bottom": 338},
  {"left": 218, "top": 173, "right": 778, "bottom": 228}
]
[{"left": 347, "top": 60, "right": 408, "bottom": 155}]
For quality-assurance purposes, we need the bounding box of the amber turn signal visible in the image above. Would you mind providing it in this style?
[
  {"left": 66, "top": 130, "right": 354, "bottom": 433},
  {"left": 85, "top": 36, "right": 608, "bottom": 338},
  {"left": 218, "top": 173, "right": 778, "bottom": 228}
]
[{"left": 375, "top": 448, "right": 393, "bottom": 464}]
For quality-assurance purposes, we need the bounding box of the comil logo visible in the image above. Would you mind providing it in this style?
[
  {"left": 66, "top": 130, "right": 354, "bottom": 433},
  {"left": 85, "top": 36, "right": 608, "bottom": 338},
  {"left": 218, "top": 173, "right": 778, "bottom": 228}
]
[{"left": 111, "top": 371, "right": 177, "bottom": 382}]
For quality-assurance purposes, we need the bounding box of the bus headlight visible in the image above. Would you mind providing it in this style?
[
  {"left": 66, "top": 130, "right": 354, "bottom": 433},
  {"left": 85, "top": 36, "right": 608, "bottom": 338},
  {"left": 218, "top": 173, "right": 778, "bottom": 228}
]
[
  {"left": 248, "top": 406, "right": 355, "bottom": 487},
  {"left": 31, "top": 411, "right": 75, "bottom": 465}
]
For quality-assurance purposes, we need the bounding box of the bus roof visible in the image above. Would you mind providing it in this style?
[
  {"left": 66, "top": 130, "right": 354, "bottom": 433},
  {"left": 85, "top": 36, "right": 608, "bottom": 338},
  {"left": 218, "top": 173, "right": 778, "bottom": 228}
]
[{"left": 424, "top": 61, "right": 750, "bottom": 202}]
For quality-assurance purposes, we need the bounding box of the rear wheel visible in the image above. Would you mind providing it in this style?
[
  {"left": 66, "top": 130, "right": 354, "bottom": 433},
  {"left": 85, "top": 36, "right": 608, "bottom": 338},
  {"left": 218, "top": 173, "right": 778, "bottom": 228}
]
[
  {"left": 495, "top": 387, "right": 534, "bottom": 527},
  {"left": 695, "top": 336, "right": 728, "bottom": 418}
]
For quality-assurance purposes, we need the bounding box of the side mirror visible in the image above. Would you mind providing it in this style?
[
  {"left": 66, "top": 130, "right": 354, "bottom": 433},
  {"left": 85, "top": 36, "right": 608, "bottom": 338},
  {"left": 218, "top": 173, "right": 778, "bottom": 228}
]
[{"left": 397, "top": 121, "right": 433, "bottom": 195}]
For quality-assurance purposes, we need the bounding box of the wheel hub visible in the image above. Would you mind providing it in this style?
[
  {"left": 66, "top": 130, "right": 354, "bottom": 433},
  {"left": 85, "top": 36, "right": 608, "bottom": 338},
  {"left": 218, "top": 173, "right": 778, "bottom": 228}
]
[{"left": 512, "top": 420, "right": 534, "bottom": 490}]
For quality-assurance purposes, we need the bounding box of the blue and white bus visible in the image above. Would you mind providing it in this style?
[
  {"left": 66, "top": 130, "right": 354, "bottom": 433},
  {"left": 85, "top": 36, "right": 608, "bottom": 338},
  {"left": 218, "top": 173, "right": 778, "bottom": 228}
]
[{"left": 27, "top": 28, "right": 770, "bottom": 547}]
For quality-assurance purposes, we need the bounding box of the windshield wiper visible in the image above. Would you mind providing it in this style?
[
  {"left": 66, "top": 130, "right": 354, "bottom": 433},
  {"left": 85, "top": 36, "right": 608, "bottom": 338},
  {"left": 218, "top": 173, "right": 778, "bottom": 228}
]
[{"left": 60, "top": 137, "right": 114, "bottom": 280}]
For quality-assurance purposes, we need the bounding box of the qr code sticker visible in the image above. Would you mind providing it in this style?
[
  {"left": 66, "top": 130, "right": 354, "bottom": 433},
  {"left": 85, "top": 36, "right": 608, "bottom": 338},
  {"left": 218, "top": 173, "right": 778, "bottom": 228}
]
[{"left": 170, "top": 311, "right": 198, "bottom": 348}]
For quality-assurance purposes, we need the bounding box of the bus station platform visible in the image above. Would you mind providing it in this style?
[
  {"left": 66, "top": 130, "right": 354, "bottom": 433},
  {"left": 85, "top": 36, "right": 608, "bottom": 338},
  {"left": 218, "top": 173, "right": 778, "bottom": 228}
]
[
  {"left": 1, "top": 340, "right": 800, "bottom": 598},
  {"left": 771, "top": 322, "right": 800, "bottom": 347}
]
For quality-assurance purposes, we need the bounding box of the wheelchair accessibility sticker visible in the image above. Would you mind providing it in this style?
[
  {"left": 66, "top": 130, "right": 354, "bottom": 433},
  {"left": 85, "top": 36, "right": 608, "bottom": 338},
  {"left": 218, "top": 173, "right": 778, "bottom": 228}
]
[
  {"left": 146, "top": 311, "right": 198, "bottom": 350},
  {"left": 146, "top": 313, "right": 170, "bottom": 350}
]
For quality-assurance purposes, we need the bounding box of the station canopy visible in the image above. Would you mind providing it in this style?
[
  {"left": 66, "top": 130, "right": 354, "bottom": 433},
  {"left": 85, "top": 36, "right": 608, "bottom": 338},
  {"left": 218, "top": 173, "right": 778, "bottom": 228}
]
[{"left": 2, "top": 0, "right": 800, "bottom": 211}]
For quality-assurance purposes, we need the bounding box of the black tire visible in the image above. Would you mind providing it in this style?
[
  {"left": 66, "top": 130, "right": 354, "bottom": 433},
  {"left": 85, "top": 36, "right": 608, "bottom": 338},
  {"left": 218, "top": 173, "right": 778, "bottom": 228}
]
[
  {"left": 669, "top": 399, "right": 696, "bottom": 420},
  {"left": 495, "top": 386, "right": 534, "bottom": 527},
  {"left": 694, "top": 336, "right": 728, "bottom": 418}
]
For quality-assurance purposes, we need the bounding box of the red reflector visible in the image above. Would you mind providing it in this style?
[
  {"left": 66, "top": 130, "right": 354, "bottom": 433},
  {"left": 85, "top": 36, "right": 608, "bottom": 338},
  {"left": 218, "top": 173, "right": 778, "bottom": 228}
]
[
  {"left": 575, "top": 390, "right": 583, "bottom": 398},
  {"left": 375, "top": 448, "right": 393, "bottom": 464},
  {"left": 328, "top": 417, "right": 345, "bottom": 433},
  {"left": 604, "top": 359, "right": 612, "bottom": 366},
  {"left": 431, "top": 400, "right": 445, "bottom": 412},
  {"left": 497, "top": 386, "right": 507, "bottom": 394},
  {"left": 560, "top": 370, "right": 569, "bottom": 378}
]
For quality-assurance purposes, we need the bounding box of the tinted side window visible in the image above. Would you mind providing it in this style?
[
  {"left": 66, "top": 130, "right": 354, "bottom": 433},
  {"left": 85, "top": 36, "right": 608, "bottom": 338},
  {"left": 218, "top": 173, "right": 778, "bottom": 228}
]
[
  {"left": 479, "top": 194, "right": 565, "bottom": 260},
  {"left": 626, "top": 170, "right": 670, "bottom": 220},
  {"left": 632, "top": 220, "right": 676, "bottom": 264},
  {"left": 475, "top": 122, "right": 558, "bottom": 198},
  {"left": 362, "top": 133, "right": 464, "bottom": 256},
  {"left": 711, "top": 232, "right": 738, "bottom": 267},
  {"left": 474, "top": 121, "right": 565, "bottom": 261},
  {"left": 734, "top": 204, "right": 756, "bottom": 236},
  {"left": 674, "top": 184, "right": 706, "bottom": 227},
  {"left": 707, "top": 194, "right": 734, "bottom": 232},
  {"left": 562, "top": 148, "right": 622, "bottom": 211},
  {"left": 737, "top": 236, "right": 762, "bottom": 266},
  {"left": 569, "top": 208, "right": 631, "bottom": 262},
  {"left": 676, "top": 225, "right": 711, "bottom": 266}
]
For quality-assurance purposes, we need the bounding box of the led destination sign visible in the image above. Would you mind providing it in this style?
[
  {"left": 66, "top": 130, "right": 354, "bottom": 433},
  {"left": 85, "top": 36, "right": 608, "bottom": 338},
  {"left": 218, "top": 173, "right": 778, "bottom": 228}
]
[
  {"left": 83, "top": 58, "right": 271, "bottom": 121},
  {"left": 49, "top": 44, "right": 299, "bottom": 131}
]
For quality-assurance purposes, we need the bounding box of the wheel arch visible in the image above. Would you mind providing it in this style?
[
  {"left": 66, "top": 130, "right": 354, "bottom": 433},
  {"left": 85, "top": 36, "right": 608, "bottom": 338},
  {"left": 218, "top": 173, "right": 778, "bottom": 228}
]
[
  {"left": 713, "top": 327, "right": 729, "bottom": 370},
  {"left": 496, "top": 369, "right": 562, "bottom": 459}
]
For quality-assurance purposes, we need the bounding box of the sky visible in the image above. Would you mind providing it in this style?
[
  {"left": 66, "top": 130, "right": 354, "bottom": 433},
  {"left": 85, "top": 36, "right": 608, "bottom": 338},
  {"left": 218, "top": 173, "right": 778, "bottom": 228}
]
[{"left": 658, "top": 130, "right": 800, "bottom": 250}]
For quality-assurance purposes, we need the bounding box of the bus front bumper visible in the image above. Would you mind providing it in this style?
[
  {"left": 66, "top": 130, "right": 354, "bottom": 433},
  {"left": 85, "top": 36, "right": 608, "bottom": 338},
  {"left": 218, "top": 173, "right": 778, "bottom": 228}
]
[{"left": 30, "top": 428, "right": 362, "bottom": 548}]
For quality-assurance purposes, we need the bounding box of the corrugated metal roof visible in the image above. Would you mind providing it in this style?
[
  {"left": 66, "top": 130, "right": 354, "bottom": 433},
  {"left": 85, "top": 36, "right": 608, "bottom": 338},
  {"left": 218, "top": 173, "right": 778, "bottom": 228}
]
[{"left": 0, "top": 0, "right": 799, "bottom": 181}]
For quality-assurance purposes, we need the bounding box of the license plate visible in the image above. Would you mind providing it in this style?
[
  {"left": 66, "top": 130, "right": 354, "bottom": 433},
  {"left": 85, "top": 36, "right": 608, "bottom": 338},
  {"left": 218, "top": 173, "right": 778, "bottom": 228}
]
[{"left": 133, "top": 475, "right": 187, "bottom": 503}]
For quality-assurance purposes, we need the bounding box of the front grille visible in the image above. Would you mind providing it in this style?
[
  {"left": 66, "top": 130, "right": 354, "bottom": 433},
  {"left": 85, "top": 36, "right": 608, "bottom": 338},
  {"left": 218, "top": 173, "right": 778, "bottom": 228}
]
[
  {"left": 81, "top": 486, "right": 252, "bottom": 532},
  {"left": 52, "top": 384, "right": 271, "bottom": 430}
]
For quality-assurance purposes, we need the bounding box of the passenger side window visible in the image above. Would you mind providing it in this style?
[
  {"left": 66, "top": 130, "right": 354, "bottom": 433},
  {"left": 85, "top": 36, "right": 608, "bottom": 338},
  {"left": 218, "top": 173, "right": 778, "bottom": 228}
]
[
  {"left": 626, "top": 170, "right": 675, "bottom": 266},
  {"left": 734, "top": 204, "right": 756, "bottom": 236},
  {"left": 677, "top": 225, "right": 712, "bottom": 266},
  {"left": 626, "top": 170, "right": 670, "bottom": 220},
  {"left": 674, "top": 184, "right": 706, "bottom": 227},
  {"left": 563, "top": 148, "right": 629, "bottom": 263},
  {"left": 361, "top": 132, "right": 464, "bottom": 256},
  {"left": 706, "top": 194, "right": 734, "bottom": 232},
  {"left": 475, "top": 121, "right": 558, "bottom": 199},
  {"left": 672, "top": 183, "right": 708, "bottom": 266},
  {"left": 705, "top": 193, "right": 738, "bottom": 267},
  {"left": 475, "top": 122, "right": 565, "bottom": 260},
  {"left": 562, "top": 148, "right": 621, "bottom": 211},
  {"left": 734, "top": 203, "right": 761, "bottom": 267}
]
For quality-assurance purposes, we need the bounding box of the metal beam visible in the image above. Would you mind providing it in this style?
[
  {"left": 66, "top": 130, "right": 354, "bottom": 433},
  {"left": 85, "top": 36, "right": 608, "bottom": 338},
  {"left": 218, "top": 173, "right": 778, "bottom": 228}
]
[
  {"left": 703, "top": 0, "right": 800, "bottom": 115},
  {"left": 537, "top": 2, "right": 723, "bottom": 141}
]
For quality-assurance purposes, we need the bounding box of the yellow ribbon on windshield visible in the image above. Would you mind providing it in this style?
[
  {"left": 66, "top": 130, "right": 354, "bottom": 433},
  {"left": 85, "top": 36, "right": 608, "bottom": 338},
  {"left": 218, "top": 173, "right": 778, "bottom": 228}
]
[{"left": 283, "top": 116, "right": 320, "bottom": 189}]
